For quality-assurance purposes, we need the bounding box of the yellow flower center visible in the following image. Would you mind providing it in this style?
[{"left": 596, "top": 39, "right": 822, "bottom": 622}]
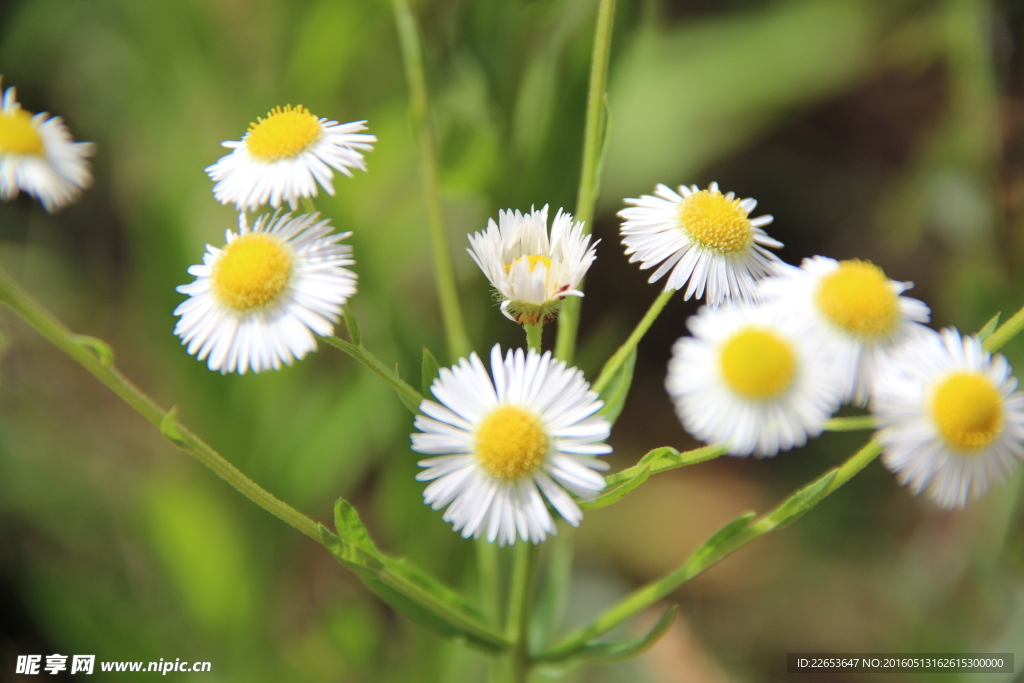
[
  {"left": 931, "top": 372, "right": 1003, "bottom": 452},
  {"left": 504, "top": 254, "right": 553, "bottom": 275},
  {"left": 720, "top": 328, "right": 796, "bottom": 400},
  {"left": 245, "top": 105, "right": 322, "bottom": 161},
  {"left": 211, "top": 233, "right": 293, "bottom": 311},
  {"left": 475, "top": 405, "right": 549, "bottom": 479},
  {"left": 678, "top": 189, "right": 753, "bottom": 254},
  {"left": 815, "top": 260, "right": 899, "bottom": 339},
  {"left": 0, "top": 109, "right": 43, "bottom": 155}
]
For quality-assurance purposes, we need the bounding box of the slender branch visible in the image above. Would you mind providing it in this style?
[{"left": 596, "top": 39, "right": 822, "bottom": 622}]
[
  {"left": 541, "top": 439, "right": 883, "bottom": 660},
  {"left": 593, "top": 288, "right": 673, "bottom": 394},
  {"left": 555, "top": 0, "right": 618, "bottom": 364},
  {"left": 500, "top": 542, "right": 541, "bottom": 682},
  {"left": 0, "top": 265, "right": 322, "bottom": 542},
  {"left": 823, "top": 415, "right": 876, "bottom": 432},
  {"left": 320, "top": 335, "right": 424, "bottom": 411},
  {"left": 392, "top": 0, "right": 471, "bottom": 362}
]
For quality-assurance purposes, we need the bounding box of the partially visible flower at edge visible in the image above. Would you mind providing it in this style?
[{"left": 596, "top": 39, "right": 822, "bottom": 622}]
[
  {"left": 873, "top": 327, "right": 1024, "bottom": 508},
  {"left": 0, "top": 77, "right": 94, "bottom": 212}
]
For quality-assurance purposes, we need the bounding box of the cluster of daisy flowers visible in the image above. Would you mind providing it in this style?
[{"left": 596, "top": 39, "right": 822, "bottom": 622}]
[
  {"left": 173, "top": 104, "right": 375, "bottom": 374},
  {"left": 621, "top": 181, "right": 1024, "bottom": 511}
]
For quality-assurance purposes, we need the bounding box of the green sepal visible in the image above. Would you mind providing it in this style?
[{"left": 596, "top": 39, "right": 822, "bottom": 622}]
[
  {"left": 72, "top": 334, "right": 115, "bottom": 368},
  {"left": 597, "top": 347, "right": 635, "bottom": 425},
  {"left": 421, "top": 347, "right": 441, "bottom": 398},
  {"left": 536, "top": 605, "right": 676, "bottom": 673},
  {"left": 979, "top": 312, "right": 1001, "bottom": 341},
  {"left": 322, "top": 501, "right": 508, "bottom": 654},
  {"left": 159, "top": 407, "right": 188, "bottom": 448},
  {"left": 342, "top": 305, "right": 362, "bottom": 346},
  {"left": 753, "top": 470, "right": 838, "bottom": 534}
]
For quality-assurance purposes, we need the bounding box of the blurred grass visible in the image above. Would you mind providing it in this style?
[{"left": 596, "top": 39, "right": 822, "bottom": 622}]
[{"left": 1, "top": 0, "right": 1023, "bottom": 681}]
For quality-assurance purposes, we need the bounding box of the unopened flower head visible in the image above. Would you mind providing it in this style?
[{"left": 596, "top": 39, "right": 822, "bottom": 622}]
[
  {"left": 873, "top": 328, "right": 1024, "bottom": 509},
  {"left": 468, "top": 205, "right": 596, "bottom": 325},
  {"left": 412, "top": 345, "right": 611, "bottom": 546},
  {"left": 0, "top": 78, "right": 94, "bottom": 212},
  {"left": 619, "top": 182, "right": 782, "bottom": 307},
  {"left": 206, "top": 105, "right": 375, "bottom": 212},
  {"left": 666, "top": 303, "right": 844, "bottom": 457},
  {"left": 758, "top": 256, "right": 930, "bottom": 405},
  {"left": 174, "top": 211, "right": 357, "bottom": 374}
]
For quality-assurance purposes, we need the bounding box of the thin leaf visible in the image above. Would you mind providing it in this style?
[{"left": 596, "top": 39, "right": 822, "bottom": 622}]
[
  {"left": 421, "top": 347, "right": 441, "bottom": 398},
  {"left": 754, "top": 470, "right": 838, "bottom": 533},
  {"left": 581, "top": 465, "right": 650, "bottom": 510},
  {"left": 321, "top": 503, "right": 509, "bottom": 653},
  {"left": 685, "top": 511, "right": 758, "bottom": 570},
  {"left": 536, "top": 606, "right": 676, "bottom": 672},
  {"left": 597, "top": 347, "right": 635, "bottom": 425},
  {"left": 342, "top": 305, "right": 362, "bottom": 346},
  {"left": 978, "top": 312, "right": 1001, "bottom": 341},
  {"left": 72, "top": 334, "right": 115, "bottom": 368},
  {"left": 159, "top": 407, "right": 188, "bottom": 448}
]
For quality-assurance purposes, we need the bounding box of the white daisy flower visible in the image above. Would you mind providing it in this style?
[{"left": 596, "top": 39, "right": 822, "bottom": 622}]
[
  {"left": 872, "top": 328, "right": 1024, "bottom": 509},
  {"left": 174, "top": 211, "right": 357, "bottom": 374},
  {"left": 758, "top": 256, "right": 931, "bottom": 405},
  {"left": 619, "top": 182, "right": 782, "bottom": 307},
  {"left": 412, "top": 344, "right": 611, "bottom": 546},
  {"left": 666, "top": 304, "right": 844, "bottom": 457},
  {"left": 205, "top": 104, "right": 375, "bottom": 212},
  {"left": 467, "top": 205, "right": 597, "bottom": 325},
  {"left": 0, "top": 79, "right": 94, "bottom": 212}
]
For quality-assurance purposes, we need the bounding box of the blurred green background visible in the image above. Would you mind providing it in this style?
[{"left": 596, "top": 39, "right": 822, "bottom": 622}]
[{"left": 2, "top": 0, "right": 1024, "bottom": 681}]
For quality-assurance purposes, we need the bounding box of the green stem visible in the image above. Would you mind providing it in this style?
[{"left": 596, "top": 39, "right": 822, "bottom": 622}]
[
  {"left": 540, "top": 439, "right": 883, "bottom": 660},
  {"left": 320, "top": 335, "right": 424, "bottom": 411},
  {"left": 392, "top": 0, "right": 471, "bottom": 362},
  {"left": 500, "top": 542, "right": 540, "bottom": 683},
  {"left": 525, "top": 322, "right": 543, "bottom": 352},
  {"left": 823, "top": 415, "right": 876, "bottom": 432},
  {"left": 300, "top": 196, "right": 318, "bottom": 215},
  {"left": 555, "top": 0, "right": 618, "bottom": 364},
  {"left": 0, "top": 265, "right": 323, "bottom": 542},
  {"left": 593, "top": 288, "right": 673, "bottom": 395},
  {"left": 984, "top": 302, "right": 1024, "bottom": 353}
]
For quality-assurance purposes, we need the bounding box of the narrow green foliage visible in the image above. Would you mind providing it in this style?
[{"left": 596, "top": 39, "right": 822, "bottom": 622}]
[
  {"left": 71, "top": 334, "right": 115, "bottom": 368},
  {"left": 536, "top": 606, "right": 677, "bottom": 672},
  {"left": 824, "top": 415, "right": 876, "bottom": 431},
  {"left": 581, "top": 464, "right": 650, "bottom": 510},
  {"left": 342, "top": 304, "right": 362, "bottom": 346},
  {"left": 684, "top": 511, "right": 758, "bottom": 570},
  {"left": 421, "top": 346, "right": 441, "bottom": 398},
  {"left": 984, "top": 302, "right": 1024, "bottom": 352},
  {"left": 322, "top": 335, "right": 423, "bottom": 413},
  {"left": 323, "top": 503, "right": 509, "bottom": 653},
  {"left": 978, "top": 312, "right": 1001, "bottom": 341},
  {"left": 159, "top": 407, "right": 188, "bottom": 448},
  {"left": 753, "top": 471, "right": 838, "bottom": 533},
  {"left": 596, "top": 347, "right": 635, "bottom": 425}
]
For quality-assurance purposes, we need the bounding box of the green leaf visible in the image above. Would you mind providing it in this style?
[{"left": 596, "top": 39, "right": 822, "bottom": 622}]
[
  {"left": 342, "top": 305, "right": 361, "bottom": 346},
  {"left": 597, "top": 347, "right": 635, "bottom": 425},
  {"left": 979, "top": 312, "right": 1001, "bottom": 341},
  {"left": 421, "top": 347, "right": 441, "bottom": 398},
  {"left": 321, "top": 502, "right": 508, "bottom": 653},
  {"left": 536, "top": 605, "right": 676, "bottom": 672},
  {"left": 581, "top": 465, "right": 650, "bottom": 510},
  {"left": 335, "top": 500, "right": 383, "bottom": 561},
  {"left": 686, "top": 511, "right": 757, "bottom": 570},
  {"left": 159, "top": 407, "right": 188, "bottom": 448},
  {"left": 754, "top": 470, "right": 839, "bottom": 533},
  {"left": 71, "top": 334, "right": 115, "bottom": 368}
]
